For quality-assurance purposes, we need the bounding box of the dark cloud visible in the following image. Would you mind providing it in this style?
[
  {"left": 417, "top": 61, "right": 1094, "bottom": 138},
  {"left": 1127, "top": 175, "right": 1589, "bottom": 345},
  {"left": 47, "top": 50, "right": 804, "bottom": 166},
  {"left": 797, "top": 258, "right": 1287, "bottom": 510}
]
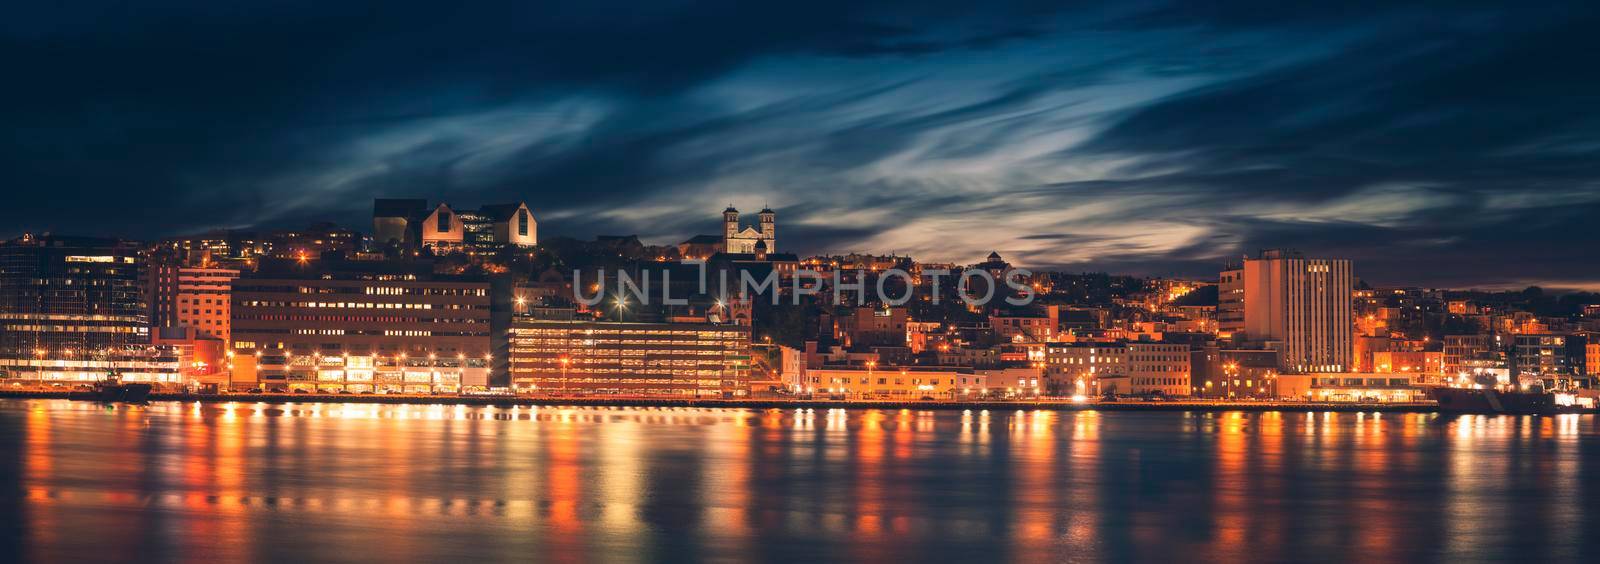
[{"left": 2, "top": 1, "right": 1597, "bottom": 288}]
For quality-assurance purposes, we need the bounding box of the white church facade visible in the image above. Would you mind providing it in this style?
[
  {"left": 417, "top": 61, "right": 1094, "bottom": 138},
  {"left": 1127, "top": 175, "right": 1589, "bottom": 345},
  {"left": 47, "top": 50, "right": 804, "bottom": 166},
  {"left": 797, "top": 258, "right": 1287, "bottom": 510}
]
[{"left": 722, "top": 206, "right": 775, "bottom": 254}]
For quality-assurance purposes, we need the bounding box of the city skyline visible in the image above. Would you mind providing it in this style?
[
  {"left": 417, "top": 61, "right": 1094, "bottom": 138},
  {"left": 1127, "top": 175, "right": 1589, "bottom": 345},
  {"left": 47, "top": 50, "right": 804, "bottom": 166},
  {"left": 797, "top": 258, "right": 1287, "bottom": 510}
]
[{"left": 6, "top": 2, "right": 1599, "bottom": 289}]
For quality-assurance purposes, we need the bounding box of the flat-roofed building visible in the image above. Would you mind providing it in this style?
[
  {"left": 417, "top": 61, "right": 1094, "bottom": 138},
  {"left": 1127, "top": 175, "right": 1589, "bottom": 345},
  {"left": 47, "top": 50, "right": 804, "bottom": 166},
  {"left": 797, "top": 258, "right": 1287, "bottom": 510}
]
[
  {"left": 0, "top": 234, "right": 180, "bottom": 384},
  {"left": 1239, "top": 250, "right": 1353, "bottom": 373},
  {"left": 509, "top": 319, "right": 750, "bottom": 397},
  {"left": 229, "top": 259, "right": 492, "bottom": 392},
  {"left": 1124, "top": 342, "right": 1192, "bottom": 397},
  {"left": 1443, "top": 334, "right": 1503, "bottom": 376},
  {"left": 807, "top": 366, "right": 984, "bottom": 398},
  {"left": 1277, "top": 372, "right": 1427, "bottom": 402},
  {"left": 1044, "top": 342, "right": 1126, "bottom": 395},
  {"left": 151, "top": 267, "right": 239, "bottom": 343}
]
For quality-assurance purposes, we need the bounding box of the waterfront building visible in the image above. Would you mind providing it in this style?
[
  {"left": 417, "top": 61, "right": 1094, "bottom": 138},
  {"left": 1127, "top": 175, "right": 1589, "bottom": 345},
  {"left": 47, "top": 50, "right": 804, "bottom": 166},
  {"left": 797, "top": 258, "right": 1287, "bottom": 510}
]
[
  {"left": 0, "top": 234, "right": 179, "bottom": 383},
  {"left": 1511, "top": 334, "right": 1584, "bottom": 388},
  {"left": 1276, "top": 372, "right": 1427, "bottom": 402},
  {"left": 1370, "top": 350, "right": 1444, "bottom": 381},
  {"left": 151, "top": 326, "right": 228, "bottom": 388},
  {"left": 150, "top": 266, "right": 239, "bottom": 343},
  {"left": 1043, "top": 342, "right": 1125, "bottom": 395},
  {"left": 806, "top": 365, "right": 983, "bottom": 398},
  {"left": 228, "top": 259, "right": 492, "bottom": 393},
  {"left": 508, "top": 319, "right": 751, "bottom": 396},
  {"left": 1043, "top": 341, "right": 1190, "bottom": 396},
  {"left": 1123, "top": 342, "right": 1192, "bottom": 397},
  {"left": 1443, "top": 334, "right": 1503, "bottom": 376},
  {"left": 975, "top": 365, "right": 1043, "bottom": 397},
  {"left": 1235, "top": 250, "right": 1353, "bottom": 373},
  {"left": 1194, "top": 348, "right": 1281, "bottom": 398}
]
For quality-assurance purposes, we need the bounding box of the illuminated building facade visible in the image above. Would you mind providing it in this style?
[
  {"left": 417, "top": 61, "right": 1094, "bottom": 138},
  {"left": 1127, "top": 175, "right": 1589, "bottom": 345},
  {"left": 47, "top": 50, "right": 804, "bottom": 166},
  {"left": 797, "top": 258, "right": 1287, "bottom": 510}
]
[
  {"left": 229, "top": 260, "right": 492, "bottom": 392},
  {"left": 806, "top": 366, "right": 983, "bottom": 397},
  {"left": 0, "top": 234, "right": 179, "bottom": 383},
  {"left": 509, "top": 319, "right": 750, "bottom": 396},
  {"left": 1511, "top": 334, "right": 1585, "bottom": 388},
  {"left": 722, "top": 206, "right": 775, "bottom": 254},
  {"left": 1218, "top": 265, "right": 1244, "bottom": 338},
  {"left": 1276, "top": 372, "right": 1427, "bottom": 402},
  {"left": 150, "top": 266, "right": 239, "bottom": 342},
  {"left": 1443, "top": 334, "right": 1503, "bottom": 376},
  {"left": 1238, "top": 249, "right": 1353, "bottom": 373},
  {"left": 1124, "top": 342, "right": 1192, "bottom": 397},
  {"left": 1044, "top": 342, "right": 1125, "bottom": 394},
  {"left": 420, "top": 201, "right": 538, "bottom": 253}
]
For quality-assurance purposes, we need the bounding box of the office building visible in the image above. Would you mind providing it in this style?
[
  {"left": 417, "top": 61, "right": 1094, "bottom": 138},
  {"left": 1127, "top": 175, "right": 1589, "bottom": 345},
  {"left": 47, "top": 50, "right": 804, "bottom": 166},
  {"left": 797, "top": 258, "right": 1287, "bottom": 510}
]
[
  {"left": 1236, "top": 250, "right": 1353, "bottom": 373},
  {"left": 1218, "top": 264, "right": 1245, "bottom": 338},
  {"left": 1044, "top": 342, "right": 1125, "bottom": 395},
  {"left": 1443, "top": 334, "right": 1503, "bottom": 376},
  {"left": 150, "top": 266, "right": 239, "bottom": 343},
  {"left": 508, "top": 319, "right": 750, "bottom": 396},
  {"left": 229, "top": 259, "right": 492, "bottom": 392},
  {"left": 0, "top": 234, "right": 179, "bottom": 383},
  {"left": 1122, "top": 342, "right": 1192, "bottom": 397},
  {"left": 807, "top": 365, "right": 984, "bottom": 397},
  {"left": 1511, "top": 334, "right": 1583, "bottom": 388}
]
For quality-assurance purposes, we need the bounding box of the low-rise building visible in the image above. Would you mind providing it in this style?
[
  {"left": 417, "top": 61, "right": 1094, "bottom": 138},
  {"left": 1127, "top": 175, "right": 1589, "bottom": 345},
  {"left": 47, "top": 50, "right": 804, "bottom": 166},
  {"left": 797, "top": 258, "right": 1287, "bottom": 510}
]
[
  {"left": 806, "top": 366, "right": 984, "bottom": 398},
  {"left": 1276, "top": 372, "right": 1427, "bottom": 402},
  {"left": 509, "top": 319, "right": 750, "bottom": 396},
  {"left": 1123, "top": 342, "right": 1192, "bottom": 397}
]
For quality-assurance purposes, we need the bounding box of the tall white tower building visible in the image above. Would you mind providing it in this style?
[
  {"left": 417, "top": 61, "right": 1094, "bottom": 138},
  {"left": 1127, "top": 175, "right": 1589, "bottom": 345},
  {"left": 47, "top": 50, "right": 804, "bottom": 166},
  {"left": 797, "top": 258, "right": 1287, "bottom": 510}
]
[{"left": 1240, "top": 250, "right": 1353, "bottom": 373}]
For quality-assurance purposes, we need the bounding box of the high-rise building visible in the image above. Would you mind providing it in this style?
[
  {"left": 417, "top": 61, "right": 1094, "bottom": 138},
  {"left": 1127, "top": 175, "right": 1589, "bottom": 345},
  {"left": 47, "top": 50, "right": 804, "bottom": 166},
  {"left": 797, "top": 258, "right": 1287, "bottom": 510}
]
[
  {"left": 1238, "top": 250, "right": 1353, "bottom": 373},
  {"left": 509, "top": 319, "right": 751, "bottom": 396},
  {"left": 228, "top": 259, "right": 493, "bottom": 392},
  {"left": 1217, "top": 265, "right": 1245, "bottom": 338},
  {"left": 0, "top": 234, "right": 179, "bottom": 383},
  {"left": 150, "top": 266, "right": 239, "bottom": 342}
]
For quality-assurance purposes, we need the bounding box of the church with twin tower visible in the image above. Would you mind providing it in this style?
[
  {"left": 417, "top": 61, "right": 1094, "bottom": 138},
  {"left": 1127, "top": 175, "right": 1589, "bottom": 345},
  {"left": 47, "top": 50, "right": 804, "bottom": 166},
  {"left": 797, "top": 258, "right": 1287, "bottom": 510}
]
[{"left": 722, "top": 205, "right": 775, "bottom": 254}]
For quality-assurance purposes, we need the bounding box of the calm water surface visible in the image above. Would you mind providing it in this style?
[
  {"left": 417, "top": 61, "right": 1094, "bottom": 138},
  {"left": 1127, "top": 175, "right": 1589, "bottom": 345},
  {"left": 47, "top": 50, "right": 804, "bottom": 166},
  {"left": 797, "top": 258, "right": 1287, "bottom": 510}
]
[{"left": 3, "top": 399, "right": 1600, "bottom": 562}]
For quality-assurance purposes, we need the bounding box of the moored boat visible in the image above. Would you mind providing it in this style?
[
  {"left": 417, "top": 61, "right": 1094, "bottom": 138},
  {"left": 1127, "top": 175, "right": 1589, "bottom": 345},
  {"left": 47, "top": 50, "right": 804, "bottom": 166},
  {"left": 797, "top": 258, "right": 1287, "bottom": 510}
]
[
  {"left": 1428, "top": 386, "right": 1557, "bottom": 415},
  {"left": 91, "top": 379, "right": 153, "bottom": 403}
]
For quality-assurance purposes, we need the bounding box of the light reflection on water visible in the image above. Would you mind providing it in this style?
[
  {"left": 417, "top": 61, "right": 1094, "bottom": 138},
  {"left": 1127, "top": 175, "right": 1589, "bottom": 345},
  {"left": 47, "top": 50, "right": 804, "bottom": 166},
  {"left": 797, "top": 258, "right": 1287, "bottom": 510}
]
[{"left": 3, "top": 399, "right": 1598, "bottom": 562}]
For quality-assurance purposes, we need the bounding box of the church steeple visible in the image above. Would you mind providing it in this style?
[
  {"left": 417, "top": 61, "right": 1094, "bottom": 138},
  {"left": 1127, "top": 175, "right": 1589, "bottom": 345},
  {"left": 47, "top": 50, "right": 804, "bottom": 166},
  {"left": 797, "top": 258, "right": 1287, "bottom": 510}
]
[
  {"left": 723, "top": 206, "right": 739, "bottom": 241},
  {"left": 758, "top": 206, "right": 775, "bottom": 252}
]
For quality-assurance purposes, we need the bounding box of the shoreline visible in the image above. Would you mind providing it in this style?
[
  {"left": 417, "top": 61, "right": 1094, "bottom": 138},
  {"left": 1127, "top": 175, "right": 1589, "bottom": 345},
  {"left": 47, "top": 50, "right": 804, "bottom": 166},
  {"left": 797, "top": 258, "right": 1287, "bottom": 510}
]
[{"left": 0, "top": 389, "right": 1440, "bottom": 412}]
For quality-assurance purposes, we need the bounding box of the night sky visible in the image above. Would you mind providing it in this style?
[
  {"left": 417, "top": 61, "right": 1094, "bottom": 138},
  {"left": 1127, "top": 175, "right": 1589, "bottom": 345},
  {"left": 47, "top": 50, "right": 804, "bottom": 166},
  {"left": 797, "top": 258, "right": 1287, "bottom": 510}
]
[{"left": 5, "top": 1, "right": 1598, "bottom": 289}]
